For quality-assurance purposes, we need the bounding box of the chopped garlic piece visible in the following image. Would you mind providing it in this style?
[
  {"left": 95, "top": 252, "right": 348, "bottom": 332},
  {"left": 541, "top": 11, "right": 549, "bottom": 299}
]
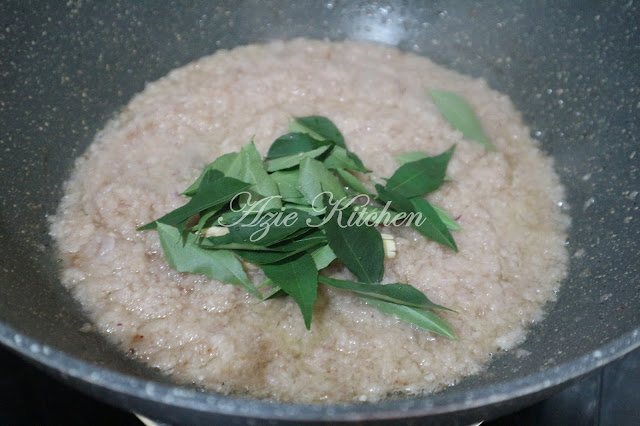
[
  {"left": 381, "top": 233, "right": 397, "bottom": 259},
  {"left": 202, "top": 226, "right": 230, "bottom": 237}
]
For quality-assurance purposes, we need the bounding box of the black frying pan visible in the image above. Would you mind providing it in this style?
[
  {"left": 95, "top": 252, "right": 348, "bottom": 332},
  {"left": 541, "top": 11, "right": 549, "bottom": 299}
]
[{"left": 1, "top": 1, "right": 638, "bottom": 424}]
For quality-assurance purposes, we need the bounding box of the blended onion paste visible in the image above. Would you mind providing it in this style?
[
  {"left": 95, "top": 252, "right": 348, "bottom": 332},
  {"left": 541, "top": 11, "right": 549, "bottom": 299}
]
[{"left": 49, "top": 39, "right": 569, "bottom": 403}]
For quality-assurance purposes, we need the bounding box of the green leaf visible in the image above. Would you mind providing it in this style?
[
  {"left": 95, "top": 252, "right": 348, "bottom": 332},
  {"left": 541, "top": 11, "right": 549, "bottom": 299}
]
[
  {"left": 234, "top": 231, "right": 327, "bottom": 264},
  {"left": 141, "top": 116, "right": 461, "bottom": 334},
  {"left": 211, "top": 193, "right": 283, "bottom": 226},
  {"left": 226, "top": 209, "right": 321, "bottom": 246},
  {"left": 432, "top": 205, "right": 462, "bottom": 231},
  {"left": 260, "top": 286, "right": 285, "bottom": 301},
  {"left": 234, "top": 249, "right": 306, "bottom": 265},
  {"left": 428, "top": 88, "right": 496, "bottom": 151},
  {"left": 375, "top": 185, "right": 457, "bottom": 252},
  {"left": 409, "top": 198, "right": 458, "bottom": 252},
  {"left": 323, "top": 146, "right": 370, "bottom": 173},
  {"left": 237, "top": 141, "right": 282, "bottom": 209},
  {"left": 272, "top": 230, "right": 327, "bottom": 251},
  {"left": 270, "top": 170, "right": 303, "bottom": 199},
  {"left": 192, "top": 207, "right": 220, "bottom": 234},
  {"left": 138, "top": 170, "right": 251, "bottom": 230},
  {"left": 395, "top": 152, "right": 454, "bottom": 182},
  {"left": 375, "top": 183, "right": 415, "bottom": 213},
  {"left": 359, "top": 296, "right": 457, "bottom": 340},
  {"left": 206, "top": 230, "right": 324, "bottom": 253},
  {"left": 395, "top": 151, "right": 429, "bottom": 165},
  {"left": 281, "top": 196, "right": 309, "bottom": 205},
  {"left": 279, "top": 226, "right": 318, "bottom": 242},
  {"left": 352, "top": 204, "right": 405, "bottom": 226},
  {"left": 289, "top": 115, "right": 345, "bottom": 148},
  {"left": 186, "top": 142, "right": 281, "bottom": 208},
  {"left": 264, "top": 145, "right": 332, "bottom": 172},
  {"left": 200, "top": 240, "right": 282, "bottom": 252},
  {"left": 267, "top": 133, "right": 327, "bottom": 159},
  {"left": 322, "top": 208, "right": 384, "bottom": 283},
  {"left": 258, "top": 277, "right": 274, "bottom": 288},
  {"left": 283, "top": 202, "right": 326, "bottom": 215},
  {"left": 156, "top": 223, "right": 260, "bottom": 298},
  {"left": 262, "top": 253, "right": 319, "bottom": 330},
  {"left": 385, "top": 145, "right": 455, "bottom": 198},
  {"left": 316, "top": 164, "right": 348, "bottom": 202},
  {"left": 335, "top": 168, "right": 371, "bottom": 195},
  {"left": 298, "top": 158, "right": 324, "bottom": 211},
  {"left": 299, "top": 158, "right": 347, "bottom": 207},
  {"left": 310, "top": 244, "right": 337, "bottom": 270},
  {"left": 183, "top": 152, "right": 240, "bottom": 196},
  {"left": 319, "top": 276, "right": 454, "bottom": 311}
]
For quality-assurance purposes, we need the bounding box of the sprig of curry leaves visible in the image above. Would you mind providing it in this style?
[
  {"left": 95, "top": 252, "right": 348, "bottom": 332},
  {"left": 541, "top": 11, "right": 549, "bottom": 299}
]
[{"left": 138, "top": 104, "right": 493, "bottom": 339}]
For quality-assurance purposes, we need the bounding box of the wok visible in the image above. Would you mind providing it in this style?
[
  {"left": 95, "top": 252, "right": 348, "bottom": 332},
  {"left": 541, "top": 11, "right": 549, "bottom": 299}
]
[{"left": 0, "top": 1, "right": 638, "bottom": 424}]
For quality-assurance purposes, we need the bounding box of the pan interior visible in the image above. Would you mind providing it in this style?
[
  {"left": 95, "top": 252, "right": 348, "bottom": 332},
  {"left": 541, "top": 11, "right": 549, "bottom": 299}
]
[{"left": 0, "top": 0, "right": 638, "bottom": 419}]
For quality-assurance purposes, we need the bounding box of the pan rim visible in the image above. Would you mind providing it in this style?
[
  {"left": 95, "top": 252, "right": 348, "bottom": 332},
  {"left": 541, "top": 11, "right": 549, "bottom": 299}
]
[{"left": 1, "top": 322, "right": 638, "bottom": 421}]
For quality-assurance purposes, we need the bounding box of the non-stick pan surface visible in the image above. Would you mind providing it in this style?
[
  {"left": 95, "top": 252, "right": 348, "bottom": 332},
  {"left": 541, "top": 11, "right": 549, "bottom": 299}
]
[{"left": 0, "top": 1, "right": 638, "bottom": 424}]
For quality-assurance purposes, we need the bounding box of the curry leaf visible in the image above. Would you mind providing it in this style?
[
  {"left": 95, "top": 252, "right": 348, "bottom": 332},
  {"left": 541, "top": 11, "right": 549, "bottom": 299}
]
[
  {"left": 352, "top": 204, "right": 405, "bottom": 226},
  {"left": 298, "top": 158, "right": 324, "bottom": 211},
  {"left": 183, "top": 152, "right": 240, "bottom": 196},
  {"left": 289, "top": 115, "right": 345, "bottom": 148},
  {"left": 428, "top": 88, "right": 496, "bottom": 151},
  {"left": 375, "top": 184, "right": 415, "bottom": 213},
  {"left": 176, "top": 140, "right": 283, "bottom": 214},
  {"left": 138, "top": 170, "right": 251, "bottom": 230},
  {"left": 322, "top": 208, "right": 384, "bottom": 283},
  {"left": 395, "top": 152, "right": 453, "bottom": 182},
  {"left": 187, "top": 142, "right": 281, "bottom": 208},
  {"left": 282, "top": 202, "right": 326, "bottom": 216},
  {"left": 261, "top": 286, "right": 285, "bottom": 301},
  {"left": 140, "top": 116, "right": 460, "bottom": 334},
  {"left": 265, "top": 145, "right": 332, "bottom": 172},
  {"left": 359, "top": 296, "right": 457, "bottom": 340},
  {"left": 270, "top": 170, "right": 303, "bottom": 199},
  {"left": 199, "top": 237, "right": 283, "bottom": 252},
  {"left": 394, "top": 151, "right": 428, "bottom": 165},
  {"left": 272, "top": 229, "right": 328, "bottom": 251},
  {"left": 192, "top": 207, "right": 219, "bottom": 234},
  {"left": 376, "top": 185, "right": 457, "bottom": 251},
  {"left": 385, "top": 145, "right": 455, "bottom": 198},
  {"left": 226, "top": 209, "right": 321, "bottom": 246},
  {"left": 234, "top": 248, "right": 307, "bottom": 265},
  {"left": 262, "top": 253, "right": 319, "bottom": 330},
  {"left": 335, "top": 168, "right": 371, "bottom": 195},
  {"left": 316, "top": 163, "right": 348, "bottom": 202},
  {"left": 237, "top": 142, "right": 282, "bottom": 209},
  {"left": 234, "top": 231, "right": 327, "bottom": 264},
  {"left": 323, "top": 146, "right": 370, "bottom": 173},
  {"left": 310, "top": 244, "right": 337, "bottom": 270},
  {"left": 432, "top": 205, "right": 462, "bottom": 231},
  {"left": 319, "top": 276, "right": 454, "bottom": 311},
  {"left": 156, "top": 223, "right": 260, "bottom": 298},
  {"left": 267, "top": 132, "right": 327, "bottom": 159},
  {"left": 299, "top": 158, "right": 347, "bottom": 206},
  {"left": 410, "top": 198, "right": 458, "bottom": 252}
]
